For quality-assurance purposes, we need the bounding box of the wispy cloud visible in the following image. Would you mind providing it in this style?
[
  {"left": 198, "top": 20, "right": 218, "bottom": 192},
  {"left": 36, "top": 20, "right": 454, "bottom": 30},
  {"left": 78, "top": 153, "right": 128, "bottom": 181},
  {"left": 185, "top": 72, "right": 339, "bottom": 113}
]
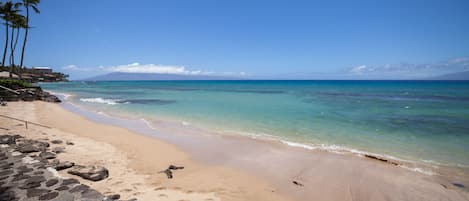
[
  {"left": 62, "top": 63, "right": 247, "bottom": 77},
  {"left": 348, "top": 57, "right": 469, "bottom": 78}
]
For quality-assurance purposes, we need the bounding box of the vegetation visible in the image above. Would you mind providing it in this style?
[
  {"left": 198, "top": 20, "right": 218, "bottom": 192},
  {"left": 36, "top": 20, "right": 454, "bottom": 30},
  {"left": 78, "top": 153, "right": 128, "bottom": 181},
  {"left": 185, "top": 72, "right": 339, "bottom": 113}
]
[
  {"left": 0, "top": 77, "right": 32, "bottom": 88},
  {"left": 0, "top": 0, "right": 40, "bottom": 78}
]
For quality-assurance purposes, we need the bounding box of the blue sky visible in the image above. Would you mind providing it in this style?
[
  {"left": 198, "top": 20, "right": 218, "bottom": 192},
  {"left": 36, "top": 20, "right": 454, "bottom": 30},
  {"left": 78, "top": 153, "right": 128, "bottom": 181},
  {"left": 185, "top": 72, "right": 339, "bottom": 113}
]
[{"left": 3, "top": 0, "right": 469, "bottom": 79}]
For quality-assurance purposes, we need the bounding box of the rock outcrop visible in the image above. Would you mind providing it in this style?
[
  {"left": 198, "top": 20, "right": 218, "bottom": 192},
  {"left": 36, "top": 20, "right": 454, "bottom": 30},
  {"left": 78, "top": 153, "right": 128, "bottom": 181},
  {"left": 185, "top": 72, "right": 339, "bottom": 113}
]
[
  {"left": 0, "top": 86, "right": 61, "bottom": 103},
  {"left": 0, "top": 134, "right": 121, "bottom": 201},
  {"left": 67, "top": 165, "right": 109, "bottom": 182}
]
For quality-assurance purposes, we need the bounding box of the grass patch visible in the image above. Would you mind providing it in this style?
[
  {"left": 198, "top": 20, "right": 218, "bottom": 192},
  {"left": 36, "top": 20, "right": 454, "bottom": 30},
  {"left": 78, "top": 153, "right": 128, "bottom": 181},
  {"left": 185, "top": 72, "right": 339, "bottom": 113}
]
[{"left": 0, "top": 79, "right": 33, "bottom": 89}]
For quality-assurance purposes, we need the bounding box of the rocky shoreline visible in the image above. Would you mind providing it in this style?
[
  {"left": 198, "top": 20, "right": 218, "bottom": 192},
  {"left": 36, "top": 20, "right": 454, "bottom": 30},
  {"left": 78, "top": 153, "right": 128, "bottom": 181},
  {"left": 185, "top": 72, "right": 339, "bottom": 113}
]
[
  {"left": 0, "top": 134, "right": 132, "bottom": 201},
  {"left": 0, "top": 86, "right": 60, "bottom": 103}
]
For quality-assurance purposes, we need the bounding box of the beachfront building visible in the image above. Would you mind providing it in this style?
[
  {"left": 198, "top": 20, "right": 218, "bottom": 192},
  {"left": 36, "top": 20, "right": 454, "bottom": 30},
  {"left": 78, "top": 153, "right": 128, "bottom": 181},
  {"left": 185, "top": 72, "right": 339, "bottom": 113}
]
[{"left": 31, "top": 66, "right": 53, "bottom": 74}]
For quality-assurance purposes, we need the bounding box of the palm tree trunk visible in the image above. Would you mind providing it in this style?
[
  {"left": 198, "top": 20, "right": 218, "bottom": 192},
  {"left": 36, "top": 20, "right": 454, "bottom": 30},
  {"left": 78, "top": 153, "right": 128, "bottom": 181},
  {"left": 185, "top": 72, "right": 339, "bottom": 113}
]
[
  {"left": 14, "top": 27, "right": 22, "bottom": 79},
  {"left": 10, "top": 26, "right": 15, "bottom": 67},
  {"left": 19, "top": 6, "right": 29, "bottom": 70},
  {"left": 2, "top": 19, "right": 9, "bottom": 70},
  {"left": 9, "top": 25, "right": 15, "bottom": 78}
]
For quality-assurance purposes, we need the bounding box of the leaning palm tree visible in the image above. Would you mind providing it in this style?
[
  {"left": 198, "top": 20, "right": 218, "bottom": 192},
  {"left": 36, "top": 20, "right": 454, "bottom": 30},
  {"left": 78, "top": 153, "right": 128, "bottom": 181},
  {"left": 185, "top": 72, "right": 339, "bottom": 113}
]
[
  {"left": 10, "top": 13, "right": 27, "bottom": 69},
  {"left": 19, "top": 0, "right": 39, "bottom": 70},
  {"left": 0, "top": 1, "right": 21, "bottom": 77}
]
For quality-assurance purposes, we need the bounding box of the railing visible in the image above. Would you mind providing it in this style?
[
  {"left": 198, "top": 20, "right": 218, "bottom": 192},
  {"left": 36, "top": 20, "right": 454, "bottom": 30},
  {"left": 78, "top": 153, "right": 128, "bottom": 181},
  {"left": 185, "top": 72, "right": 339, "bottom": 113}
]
[{"left": 0, "top": 114, "right": 51, "bottom": 129}]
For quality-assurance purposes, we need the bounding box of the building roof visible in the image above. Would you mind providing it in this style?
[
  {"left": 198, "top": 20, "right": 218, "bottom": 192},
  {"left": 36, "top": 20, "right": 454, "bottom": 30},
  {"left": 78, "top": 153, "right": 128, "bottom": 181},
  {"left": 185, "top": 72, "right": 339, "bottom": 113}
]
[{"left": 32, "top": 66, "right": 52, "bottom": 70}]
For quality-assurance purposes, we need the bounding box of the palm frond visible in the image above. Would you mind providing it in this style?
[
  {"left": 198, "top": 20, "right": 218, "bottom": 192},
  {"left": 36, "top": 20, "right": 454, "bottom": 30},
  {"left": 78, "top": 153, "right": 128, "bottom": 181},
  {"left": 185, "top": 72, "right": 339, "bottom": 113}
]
[{"left": 31, "top": 5, "right": 39, "bottom": 13}]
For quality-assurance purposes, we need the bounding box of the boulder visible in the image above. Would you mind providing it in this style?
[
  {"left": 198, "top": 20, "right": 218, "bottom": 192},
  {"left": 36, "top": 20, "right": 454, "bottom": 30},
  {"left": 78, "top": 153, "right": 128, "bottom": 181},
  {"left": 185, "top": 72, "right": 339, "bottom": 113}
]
[
  {"left": 50, "top": 140, "right": 63, "bottom": 144},
  {"left": 39, "top": 152, "right": 56, "bottom": 160},
  {"left": 0, "top": 135, "right": 21, "bottom": 145},
  {"left": 67, "top": 165, "right": 109, "bottom": 181},
  {"left": 52, "top": 147, "right": 65, "bottom": 154},
  {"left": 17, "top": 140, "right": 49, "bottom": 153},
  {"left": 17, "top": 144, "right": 42, "bottom": 153},
  {"left": 54, "top": 161, "right": 75, "bottom": 171}
]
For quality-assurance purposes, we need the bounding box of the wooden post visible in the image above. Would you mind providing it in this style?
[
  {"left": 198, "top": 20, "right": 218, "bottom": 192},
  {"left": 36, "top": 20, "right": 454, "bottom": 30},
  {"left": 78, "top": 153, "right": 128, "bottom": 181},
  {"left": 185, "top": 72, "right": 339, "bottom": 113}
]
[{"left": 25, "top": 121, "right": 28, "bottom": 129}]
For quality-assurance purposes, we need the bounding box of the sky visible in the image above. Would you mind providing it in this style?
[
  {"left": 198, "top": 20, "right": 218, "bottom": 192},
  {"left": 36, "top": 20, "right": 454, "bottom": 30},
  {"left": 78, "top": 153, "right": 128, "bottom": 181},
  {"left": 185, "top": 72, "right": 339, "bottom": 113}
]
[{"left": 2, "top": 0, "right": 469, "bottom": 79}]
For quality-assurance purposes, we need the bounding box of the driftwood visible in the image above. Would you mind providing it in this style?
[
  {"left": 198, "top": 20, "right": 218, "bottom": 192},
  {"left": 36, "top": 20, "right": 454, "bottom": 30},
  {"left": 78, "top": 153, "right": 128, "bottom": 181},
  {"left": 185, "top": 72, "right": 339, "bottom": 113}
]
[
  {"left": 159, "top": 165, "right": 184, "bottom": 179},
  {"left": 292, "top": 180, "right": 303, "bottom": 186}
]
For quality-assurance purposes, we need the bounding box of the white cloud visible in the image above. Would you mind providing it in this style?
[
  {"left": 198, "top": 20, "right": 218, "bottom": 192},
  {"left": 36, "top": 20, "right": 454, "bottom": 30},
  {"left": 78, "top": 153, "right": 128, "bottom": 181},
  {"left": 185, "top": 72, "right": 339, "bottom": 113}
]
[
  {"left": 348, "top": 57, "right": 469, "bottom": 77},
  {"left": 62, "top": 65, "right": 79, "bottom": 70},
  {"left": 108, "top": 63, "right": 189, "bottom": 74},
  {"left": 350, "top": 65, "right": 368, "bottom": 74},
  {"left": 62, "top": 62, "right": 248, "bottom": 77}
]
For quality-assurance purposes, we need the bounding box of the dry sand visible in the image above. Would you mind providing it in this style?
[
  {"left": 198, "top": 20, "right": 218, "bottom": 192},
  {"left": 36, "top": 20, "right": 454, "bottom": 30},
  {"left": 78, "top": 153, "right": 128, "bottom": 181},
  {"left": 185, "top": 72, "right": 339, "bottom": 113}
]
[{"left": 1, "top": 101, "right": 468, "bottom": 201}]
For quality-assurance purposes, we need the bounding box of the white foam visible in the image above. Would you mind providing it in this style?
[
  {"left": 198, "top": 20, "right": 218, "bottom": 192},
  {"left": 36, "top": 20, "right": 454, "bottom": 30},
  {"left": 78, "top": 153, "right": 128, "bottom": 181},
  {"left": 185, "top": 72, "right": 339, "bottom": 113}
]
[
  {"left": 140, "top": 118, "right": 158, "bottom": 130},
  {"left": 281, "top": 140, "right": 315, "bottom": 150},
  {"left": 399, "top": 165, "right": 435, "bottom": 175},
  {"left": 46, "top": 91, "right": 74, "bottom": 100},
  {"left": 80, "top": 97, "right": 121, "bottom": 105}
]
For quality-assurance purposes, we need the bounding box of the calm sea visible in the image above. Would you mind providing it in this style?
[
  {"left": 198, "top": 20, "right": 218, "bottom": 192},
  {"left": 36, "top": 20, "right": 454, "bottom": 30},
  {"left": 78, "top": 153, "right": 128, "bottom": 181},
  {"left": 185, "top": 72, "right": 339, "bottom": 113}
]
[{"left": 41, "top": 80, "right": 469, "bottom": 169}]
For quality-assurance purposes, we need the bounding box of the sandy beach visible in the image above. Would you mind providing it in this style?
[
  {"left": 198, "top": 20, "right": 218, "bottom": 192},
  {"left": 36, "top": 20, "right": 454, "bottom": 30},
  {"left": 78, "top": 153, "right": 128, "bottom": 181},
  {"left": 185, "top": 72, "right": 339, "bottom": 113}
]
[{"left": 1, "top": 101, "right": 468, "bottom": 201}]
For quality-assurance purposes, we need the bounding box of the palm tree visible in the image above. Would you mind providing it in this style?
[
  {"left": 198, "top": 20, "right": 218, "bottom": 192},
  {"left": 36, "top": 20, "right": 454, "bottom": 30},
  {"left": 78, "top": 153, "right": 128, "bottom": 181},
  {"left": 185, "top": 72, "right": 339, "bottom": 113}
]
[
  {"left": 10, "top": 13, "right": 26, "bottom": 68},
  {"left": 19, "top": 0, "right": 39, "bottom": 70},
  {"left": 0, "top": 1, "right": 21, "bottom": 77}
]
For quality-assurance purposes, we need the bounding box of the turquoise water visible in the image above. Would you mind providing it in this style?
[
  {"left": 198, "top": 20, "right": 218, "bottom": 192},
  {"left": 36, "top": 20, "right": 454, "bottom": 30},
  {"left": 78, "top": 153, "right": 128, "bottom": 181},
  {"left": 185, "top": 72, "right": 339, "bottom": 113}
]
[{"left": 41, "top": 80, "right": 469, "bottom": 168}]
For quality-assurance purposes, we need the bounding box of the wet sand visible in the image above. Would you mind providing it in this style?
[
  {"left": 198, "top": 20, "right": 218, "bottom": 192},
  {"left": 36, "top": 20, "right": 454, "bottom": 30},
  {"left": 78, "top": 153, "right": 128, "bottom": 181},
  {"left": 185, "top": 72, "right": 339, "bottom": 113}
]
[{"left": 1, "top": 101, "right": 468, "bottom": 201}]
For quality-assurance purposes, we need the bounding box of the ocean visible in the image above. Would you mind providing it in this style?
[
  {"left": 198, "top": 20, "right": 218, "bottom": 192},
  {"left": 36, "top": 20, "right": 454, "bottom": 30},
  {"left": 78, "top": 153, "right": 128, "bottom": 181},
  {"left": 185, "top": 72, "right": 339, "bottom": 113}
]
[{"left": 40, "top": 80, "right": 469, "bottom": 170}]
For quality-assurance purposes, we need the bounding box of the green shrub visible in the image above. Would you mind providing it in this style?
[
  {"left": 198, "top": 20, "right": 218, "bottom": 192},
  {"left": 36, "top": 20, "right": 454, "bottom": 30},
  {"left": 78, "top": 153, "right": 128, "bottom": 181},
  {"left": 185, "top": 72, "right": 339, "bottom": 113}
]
[{"left": 0, "top": 79, "right": 33, "bottom": 89}]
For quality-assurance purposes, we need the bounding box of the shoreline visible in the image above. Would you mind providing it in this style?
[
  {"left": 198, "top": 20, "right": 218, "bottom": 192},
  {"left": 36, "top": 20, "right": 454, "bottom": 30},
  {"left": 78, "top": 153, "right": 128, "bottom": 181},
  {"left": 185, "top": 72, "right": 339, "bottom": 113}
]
[
  {"left": 53, "top": 91, "right": 468, "bottom": 176},
  {"left": 2, "top": 101, "right": 468, "bottom": 200}
]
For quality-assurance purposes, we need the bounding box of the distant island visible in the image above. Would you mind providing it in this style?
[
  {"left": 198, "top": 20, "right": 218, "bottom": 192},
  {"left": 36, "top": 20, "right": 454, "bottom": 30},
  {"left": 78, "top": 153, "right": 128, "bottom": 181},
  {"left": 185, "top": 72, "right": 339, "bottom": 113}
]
[{"left": 426, "top": 71, "right": 469, "bottom": 80}]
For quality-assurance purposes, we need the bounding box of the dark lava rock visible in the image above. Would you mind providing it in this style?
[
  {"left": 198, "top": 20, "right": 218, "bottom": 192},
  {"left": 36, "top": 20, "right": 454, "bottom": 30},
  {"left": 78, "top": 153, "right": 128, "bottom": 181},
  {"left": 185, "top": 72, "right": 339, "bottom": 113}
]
[
  {"left": 18, "top": 166, "right": 34, "bottom": 173},
  {"left": 17, "top": 144, "right": 42, "bottom": 153},
  {"left": 54, "top": 161, "right": 74, "bottom": 171},
  {"left": 39, "top": 152, "right": 56, "bottom": 160},
  {"left": 69, "top": 184, "right": 89, "bottom": 193},
  {"left": 65, "top": 141, "right": 74, "bottom": 145},
  {"left": 11, "top": 173, "right": 31, "bottom": 181},
  {"left": 0, "top": 135, "right": 21, "bottom": 145},
  {"left": 0, "top": 162, "right": 13, "bottom": 170},
  {"left": 0, "top": 170, "right": 14, "bottom": 176},
  {"left": 21, "top": 176, "right": 46, "bottom": 189},
  {"left": 26, "top": 188, "right": 50, "bottom": 197},
  {"left": 45, "top": 179, "right": 58, "bottom": 187},
  {"left": 0, "top": 189, "right": 16, "bottom": 201},
  {"left": 81, "top": 189, "right": 104, "bottom": 199},
  {"left": 55, "top": 186, "right": 69, "bottom": 191},
  {"left": 52, "top": 147, "right": 65, "bottom": 154},
  {"left": 50, "top": 140, "right": 63, "bottom": 144},
  {"left": 106, "top": 194, "right": 121, "bottom": 200},
  {"left": 67, "top": 165, "right": 109, "bottom": 181},
  {"left": 61, "top": 178, "right": 79, "bottom": 186},
  {"left": 38, "top": 191, "right": 59, "bottom": 200}
]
